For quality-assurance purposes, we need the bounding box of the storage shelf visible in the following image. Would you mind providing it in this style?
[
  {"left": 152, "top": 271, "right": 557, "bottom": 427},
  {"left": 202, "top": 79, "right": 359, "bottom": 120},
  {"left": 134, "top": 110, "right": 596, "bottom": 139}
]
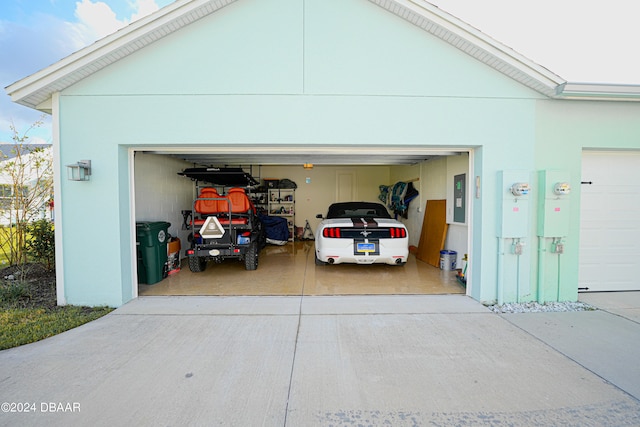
[{"left": 268, "top": 187, "right": 295, "bottom": 241}]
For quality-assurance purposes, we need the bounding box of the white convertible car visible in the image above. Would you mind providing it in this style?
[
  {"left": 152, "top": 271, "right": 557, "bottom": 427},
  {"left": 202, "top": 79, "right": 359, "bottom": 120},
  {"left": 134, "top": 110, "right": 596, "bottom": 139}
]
[{"left": 315, "top": 202, "right": 409, "bottom": 266}]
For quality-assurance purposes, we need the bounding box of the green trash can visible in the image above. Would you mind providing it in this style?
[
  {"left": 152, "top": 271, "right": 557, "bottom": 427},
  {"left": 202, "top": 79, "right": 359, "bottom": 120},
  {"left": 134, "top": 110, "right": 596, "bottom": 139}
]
[{"left": 136, "top": 221, "right": 171, "bottom": 285}]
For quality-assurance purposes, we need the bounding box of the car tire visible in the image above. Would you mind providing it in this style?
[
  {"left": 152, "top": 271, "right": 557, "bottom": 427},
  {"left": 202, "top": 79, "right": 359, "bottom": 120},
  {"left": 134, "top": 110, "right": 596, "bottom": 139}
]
[
  {"left": 188, "top": 255, "right": 207, "bottom": 273},
  {"left": 244, "top": 241, "right": 258, "bottom": 271},
  {"left": 315, "top": 252, "right": 327, "bottom": 266}
]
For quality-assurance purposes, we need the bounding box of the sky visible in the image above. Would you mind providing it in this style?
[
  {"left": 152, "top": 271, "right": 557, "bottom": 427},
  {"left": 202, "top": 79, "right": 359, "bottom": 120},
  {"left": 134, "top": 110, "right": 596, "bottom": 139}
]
[
  {"left": 1, "top": 0, "right": 639, "bottom": 144},
  {"left": 0, "top": 0, "right": 174, "bottom": 143}
]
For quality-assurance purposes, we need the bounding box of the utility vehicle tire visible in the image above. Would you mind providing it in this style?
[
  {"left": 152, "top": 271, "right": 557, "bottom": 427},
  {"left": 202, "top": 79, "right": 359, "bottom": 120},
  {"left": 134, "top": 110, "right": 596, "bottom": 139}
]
[
  {"left": 188, "top": 255, "right": 207, "bottom": 273},
  {"left": 258, "top": 226, "right": 267, "bottom": 250},
  {"left": 244, "top": 242, "right": 258, "bottom": 271}
]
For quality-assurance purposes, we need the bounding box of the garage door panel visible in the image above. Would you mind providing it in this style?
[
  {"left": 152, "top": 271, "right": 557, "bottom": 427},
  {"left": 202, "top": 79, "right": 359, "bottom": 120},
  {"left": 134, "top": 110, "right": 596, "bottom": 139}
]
[
  {"left": 581, "top": 191, "right": 640, "bottom": 211},
  {"left": 580, "top": 250, "right": 638, "bottom": 270},
  {"left": 580, "top": 220, "right": 638, "bottom": 230},
  {"left": 582, "top": 183, "right": 639, "bottom": 196},
  {"left": 580, "top": 151, "right": 640, "bottom": 292},
  {"left": 582, "top": 151, "right": 640, "bottom": 183},
  {"left": 605, "top": 229, "right": 640, "bottom": 244},
  {"left": 580, "top": 263, "right": 634, "bottom": 279},
  {"left": 579, "top": 263, "right": 637, "bottom": 291},
  {"left": 580, "top": 227, "right": 639, "bottom": 246}
]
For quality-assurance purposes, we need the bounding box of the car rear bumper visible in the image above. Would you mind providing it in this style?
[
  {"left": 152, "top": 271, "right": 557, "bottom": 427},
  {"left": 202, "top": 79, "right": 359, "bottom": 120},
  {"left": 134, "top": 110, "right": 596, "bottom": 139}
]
[
  {"left": 316, "top": 247, "right": 408, "bottom": 265},
  {"left": 321, "top": 256, "right": 407, "bottom": 265}
]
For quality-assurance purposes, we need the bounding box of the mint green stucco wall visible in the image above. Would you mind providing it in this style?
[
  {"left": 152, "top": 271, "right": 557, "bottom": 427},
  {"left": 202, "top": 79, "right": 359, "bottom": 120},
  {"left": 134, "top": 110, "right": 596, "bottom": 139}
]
[
  {"left": 56, "top": 0, "right": 640, "bottom": 306},
  {"left": 532, "top": 101, "right": 640, "bottom": 303}
]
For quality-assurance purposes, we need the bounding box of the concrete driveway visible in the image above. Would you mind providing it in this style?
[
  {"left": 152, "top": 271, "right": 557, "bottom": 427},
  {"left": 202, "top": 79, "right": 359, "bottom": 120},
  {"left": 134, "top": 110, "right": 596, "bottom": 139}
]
[{"left": 1, "top": 293, "right": 639, "bottom": 426}]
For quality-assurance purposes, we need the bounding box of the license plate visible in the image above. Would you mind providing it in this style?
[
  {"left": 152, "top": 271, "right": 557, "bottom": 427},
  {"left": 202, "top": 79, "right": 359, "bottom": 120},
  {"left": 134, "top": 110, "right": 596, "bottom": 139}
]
[{"left": 356, "top": 242, "right": 376, "bottom": 253}]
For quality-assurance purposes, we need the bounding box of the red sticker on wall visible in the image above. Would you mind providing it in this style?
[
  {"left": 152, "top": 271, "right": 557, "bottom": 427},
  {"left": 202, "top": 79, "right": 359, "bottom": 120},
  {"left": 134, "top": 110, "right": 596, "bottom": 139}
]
[{"left": 555, "top": 207, "right": 561, "bottom": 212}]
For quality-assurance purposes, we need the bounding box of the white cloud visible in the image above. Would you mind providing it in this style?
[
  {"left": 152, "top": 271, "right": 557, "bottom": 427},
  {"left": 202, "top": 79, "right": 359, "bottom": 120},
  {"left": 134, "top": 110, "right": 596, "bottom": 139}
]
[
  {"left": 131, "top": 0, "right": 163, "bottom": 22},
  {"left": 71, "top": 0, "right": 162, "bottom": 44},
  {"left": 0, "top": 1, "right": 165, "bottom": 143},
  {"left": 74, "top": 0, "right": 122, "bottom": 40}
]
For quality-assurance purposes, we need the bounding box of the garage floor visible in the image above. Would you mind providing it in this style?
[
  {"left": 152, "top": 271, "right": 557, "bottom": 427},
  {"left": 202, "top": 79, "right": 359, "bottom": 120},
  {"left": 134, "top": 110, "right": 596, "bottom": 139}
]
[{"left": 138, "top": 241, "right": 465, "bottom": 296}]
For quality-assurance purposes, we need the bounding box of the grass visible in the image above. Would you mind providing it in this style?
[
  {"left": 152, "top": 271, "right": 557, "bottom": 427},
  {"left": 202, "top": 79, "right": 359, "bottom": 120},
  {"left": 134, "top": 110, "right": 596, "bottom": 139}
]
[
  {"left": 0, "top": 263, "right": 113, "bottom": 351},
  {"left": 0, "top": 306, "right": 113, "bottom": 351}
]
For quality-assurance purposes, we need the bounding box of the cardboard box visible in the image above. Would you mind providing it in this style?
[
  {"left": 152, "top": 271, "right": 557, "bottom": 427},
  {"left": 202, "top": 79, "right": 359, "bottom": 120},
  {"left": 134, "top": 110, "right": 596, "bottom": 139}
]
[{"left": 168, "top": 238, "right": 181, "bottom": 255}]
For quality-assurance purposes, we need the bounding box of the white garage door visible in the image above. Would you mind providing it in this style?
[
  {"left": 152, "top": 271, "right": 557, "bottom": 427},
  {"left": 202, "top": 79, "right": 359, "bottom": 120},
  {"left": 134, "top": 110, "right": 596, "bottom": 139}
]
[{"left": 579, "top": 151, "right": 640, "bottom": 292}]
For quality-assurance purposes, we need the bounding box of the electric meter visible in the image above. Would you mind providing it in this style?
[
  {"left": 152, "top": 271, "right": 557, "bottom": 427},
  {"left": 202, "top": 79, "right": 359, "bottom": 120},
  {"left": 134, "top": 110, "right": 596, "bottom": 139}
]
[
  {"left": 510, "top": 182, "right": 530, "bottom": 197},
  {"left": 553, "top": 182, "right": 571, "bottom": 196}
]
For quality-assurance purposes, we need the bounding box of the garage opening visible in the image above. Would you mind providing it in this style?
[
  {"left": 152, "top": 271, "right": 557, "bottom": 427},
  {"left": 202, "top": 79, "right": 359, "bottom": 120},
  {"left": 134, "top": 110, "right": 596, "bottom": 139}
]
[{"left": 132, "top": 146, "right": 471, "bottom": 297}]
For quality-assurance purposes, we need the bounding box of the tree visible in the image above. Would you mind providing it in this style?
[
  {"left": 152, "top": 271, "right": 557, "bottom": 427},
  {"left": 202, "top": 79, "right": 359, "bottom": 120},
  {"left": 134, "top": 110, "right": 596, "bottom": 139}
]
[{"left": 0, "top": 117, "right": 54, "bottom": 267}]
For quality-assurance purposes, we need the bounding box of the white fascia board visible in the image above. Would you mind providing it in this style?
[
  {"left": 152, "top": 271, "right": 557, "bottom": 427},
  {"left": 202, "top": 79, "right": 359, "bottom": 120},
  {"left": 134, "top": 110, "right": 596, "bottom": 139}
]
[{"left": 558, "top": 83, "right": 640, "bottom": 101}]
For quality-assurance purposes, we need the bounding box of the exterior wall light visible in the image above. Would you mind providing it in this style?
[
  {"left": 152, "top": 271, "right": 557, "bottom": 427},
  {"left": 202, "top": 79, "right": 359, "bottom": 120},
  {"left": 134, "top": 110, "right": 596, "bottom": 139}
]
[
  {"left": 303, "top": 163, "right": 313, "bottom": 170},
  {"left": 66, "top": 160, "right": 92, "bottom": 181}
]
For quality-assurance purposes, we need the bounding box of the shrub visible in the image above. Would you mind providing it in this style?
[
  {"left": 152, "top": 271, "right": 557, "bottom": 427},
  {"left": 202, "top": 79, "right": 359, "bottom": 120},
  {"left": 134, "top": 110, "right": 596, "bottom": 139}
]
[{"left": 25, "top": 219, "right": 55, "bottom": 270}]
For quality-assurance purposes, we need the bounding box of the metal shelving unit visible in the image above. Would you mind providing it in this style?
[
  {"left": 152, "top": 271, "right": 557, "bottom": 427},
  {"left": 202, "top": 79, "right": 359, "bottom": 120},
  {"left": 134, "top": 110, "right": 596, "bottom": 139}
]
[{"left": 268, "top": 188, "right": 295, "bottom": 241}]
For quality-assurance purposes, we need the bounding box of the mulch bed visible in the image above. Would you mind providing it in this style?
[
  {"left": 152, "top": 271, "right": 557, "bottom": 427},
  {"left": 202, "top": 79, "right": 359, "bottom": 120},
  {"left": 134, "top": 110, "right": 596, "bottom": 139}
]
[{"left": 1, "top": 263, "right": 57, "bottom": 310}]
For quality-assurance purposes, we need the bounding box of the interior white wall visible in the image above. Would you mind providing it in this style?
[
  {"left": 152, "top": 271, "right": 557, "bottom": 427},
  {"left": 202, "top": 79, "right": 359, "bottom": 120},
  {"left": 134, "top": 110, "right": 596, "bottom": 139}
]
[
  {"left": 390, "top": 154, "right": 469, "bottom": 266},
  {"left": 257, "top": 165, "right": 391, "bottom": 232},
  {"left": 445, "top": 153, "right": 470, "bottom": 267},
  {"left": 133, "top": 152, "right": 193, "bottom": 248},
  {"left": 390, "top": 157, "right": 448, "bottom": 247}
]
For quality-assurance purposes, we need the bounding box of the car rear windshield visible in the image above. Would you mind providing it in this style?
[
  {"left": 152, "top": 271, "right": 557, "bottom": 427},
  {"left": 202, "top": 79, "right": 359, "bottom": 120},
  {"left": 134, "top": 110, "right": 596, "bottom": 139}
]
[{"left": 326, "top": 202, "right": 391, "bottom": 219}]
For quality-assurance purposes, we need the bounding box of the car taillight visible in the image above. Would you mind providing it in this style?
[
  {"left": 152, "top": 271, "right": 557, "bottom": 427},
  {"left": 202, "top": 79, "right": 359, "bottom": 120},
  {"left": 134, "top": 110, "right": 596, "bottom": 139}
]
[
  {"left": 322, "top": 227, "right": 342, "bottom": 238},
  {"left": 389, "top": 227, "right": 406, "bottom": 238}
]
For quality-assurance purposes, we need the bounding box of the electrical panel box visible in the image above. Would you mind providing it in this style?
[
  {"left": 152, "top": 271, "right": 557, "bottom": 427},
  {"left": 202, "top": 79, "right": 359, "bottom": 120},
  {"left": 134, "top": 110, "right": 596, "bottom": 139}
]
[
  {"left": 454, "top": 173, "right": 466, "bottom": 223},
  {"left": 537, "top": 170, "right": 571, "bottom": 237},
  {"left": 497, "top": 171, "right": 530, "bottom": 238}
]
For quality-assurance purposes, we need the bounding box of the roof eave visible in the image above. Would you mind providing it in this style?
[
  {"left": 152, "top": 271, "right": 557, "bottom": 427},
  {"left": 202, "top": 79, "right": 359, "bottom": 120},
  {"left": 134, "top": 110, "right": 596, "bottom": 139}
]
[
  {"left": 7, "top": 0, "right": 640, "bottom": 108},
  {"left": 372, "top": 0, "right": 565, "bottom": 96},
  {"left": 5, "top": 0, "right": 238, "bottom": 109},
  {"left": 555, "top": 82, "right": 640, "bottom": 102}
]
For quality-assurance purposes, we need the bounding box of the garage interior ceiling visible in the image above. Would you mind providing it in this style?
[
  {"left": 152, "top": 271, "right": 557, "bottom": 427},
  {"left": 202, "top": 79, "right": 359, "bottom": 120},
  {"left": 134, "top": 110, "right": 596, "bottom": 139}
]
[{"left": 148, "top": 146, "right": 465, "bottom": 166}]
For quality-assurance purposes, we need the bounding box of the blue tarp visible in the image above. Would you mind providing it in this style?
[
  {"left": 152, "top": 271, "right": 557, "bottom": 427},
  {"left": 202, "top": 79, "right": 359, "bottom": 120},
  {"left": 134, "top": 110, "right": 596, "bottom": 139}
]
[{"left": 258, "top": 214, "right": 290, "bottom": 242}]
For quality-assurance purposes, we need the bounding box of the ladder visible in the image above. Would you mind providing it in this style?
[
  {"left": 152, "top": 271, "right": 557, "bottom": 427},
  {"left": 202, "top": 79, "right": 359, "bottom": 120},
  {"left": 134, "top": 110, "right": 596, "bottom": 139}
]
[{"left": 302, "top": 220, "right": 315, "bottom": 240}]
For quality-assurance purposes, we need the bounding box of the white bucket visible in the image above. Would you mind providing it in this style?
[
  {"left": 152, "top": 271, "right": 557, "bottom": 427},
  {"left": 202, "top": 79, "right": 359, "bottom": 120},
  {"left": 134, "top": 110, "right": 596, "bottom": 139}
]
[{"left": 440, "top": 250, "right": 457, "bottom": 271}]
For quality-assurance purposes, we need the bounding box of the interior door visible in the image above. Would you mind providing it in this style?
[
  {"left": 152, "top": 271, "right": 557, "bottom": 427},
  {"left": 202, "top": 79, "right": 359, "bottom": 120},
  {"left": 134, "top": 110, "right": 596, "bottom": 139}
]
[{"left": 336, "top": 170, "right": 356, "bottom": 202}]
